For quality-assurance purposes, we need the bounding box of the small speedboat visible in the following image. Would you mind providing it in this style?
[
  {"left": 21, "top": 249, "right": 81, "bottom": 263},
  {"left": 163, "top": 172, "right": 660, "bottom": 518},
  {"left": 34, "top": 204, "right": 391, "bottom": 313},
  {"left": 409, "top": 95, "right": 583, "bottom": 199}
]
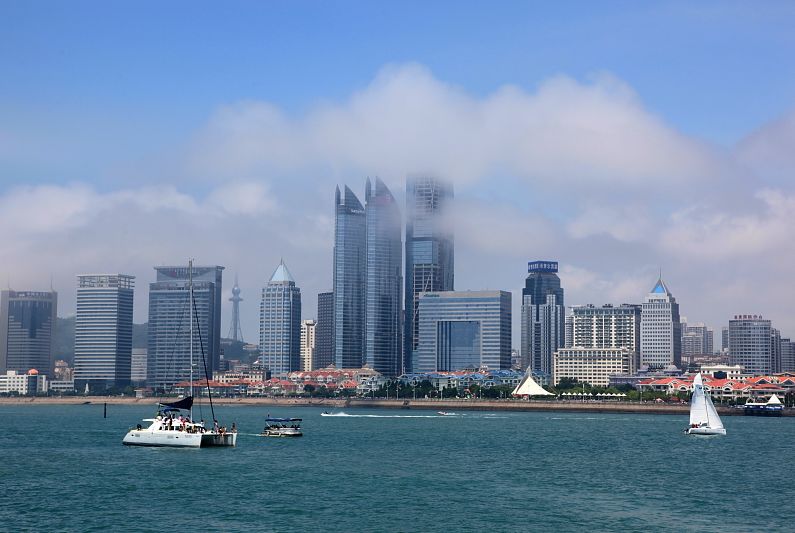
[
  {"left": 260, "top": 417, "right": 303, "bottom": 437},
  {"left": 437, "top": 411, "right": 456, "bottom": 416}
]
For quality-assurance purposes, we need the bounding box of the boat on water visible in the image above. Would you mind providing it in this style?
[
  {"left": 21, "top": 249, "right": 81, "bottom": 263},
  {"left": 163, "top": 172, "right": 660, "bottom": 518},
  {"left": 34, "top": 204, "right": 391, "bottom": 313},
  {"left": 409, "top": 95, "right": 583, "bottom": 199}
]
[
  {"left": 260, "top": 418, "right": 303, "bottom": 437},
  {"left": 743, "top": 394, "right": 784, "bottom": 417},
  {"left": 123, "top": 260, "right": 237, "bottom": 448},
  {"left": 685, "top": 373, "right": 726, "bottom": 436},
  {"left": 437, "top": 411, "right": 456, "bottom": 416}
]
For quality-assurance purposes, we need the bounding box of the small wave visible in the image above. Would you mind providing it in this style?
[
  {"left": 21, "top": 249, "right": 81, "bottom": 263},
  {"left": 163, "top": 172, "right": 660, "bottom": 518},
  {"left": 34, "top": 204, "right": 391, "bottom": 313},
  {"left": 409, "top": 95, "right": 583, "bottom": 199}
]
[{"left": 321, "top": 412, "right": 445, "bottom": 418}]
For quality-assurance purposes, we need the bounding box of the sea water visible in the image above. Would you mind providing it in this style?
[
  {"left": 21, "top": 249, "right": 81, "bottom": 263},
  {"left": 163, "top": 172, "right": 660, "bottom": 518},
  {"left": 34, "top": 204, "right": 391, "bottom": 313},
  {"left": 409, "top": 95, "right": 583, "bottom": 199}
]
[{"left": 1, "top": 404, "right": 793, "bottom": 532}]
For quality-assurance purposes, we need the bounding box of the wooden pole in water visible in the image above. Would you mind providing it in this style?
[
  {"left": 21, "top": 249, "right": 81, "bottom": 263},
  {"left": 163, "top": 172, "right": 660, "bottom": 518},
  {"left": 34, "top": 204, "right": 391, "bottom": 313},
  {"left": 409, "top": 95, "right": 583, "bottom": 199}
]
[{"left": 104, "top": 402, "right": 107, "bottom": 418}]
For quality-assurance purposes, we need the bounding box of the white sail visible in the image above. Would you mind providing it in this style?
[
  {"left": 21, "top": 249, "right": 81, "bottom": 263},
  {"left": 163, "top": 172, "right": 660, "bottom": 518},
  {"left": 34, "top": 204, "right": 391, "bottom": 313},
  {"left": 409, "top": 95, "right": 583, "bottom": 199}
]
[
  {"left": 689, "top": 373, "right": 708, "bottom": 426},
  {"left": 768, "top": 394, "right": 782, "bottom": 405},
  {"left": 512, "top": 373, "right": 553, "bottom": 396},
  {"left": 704, "top": 393, "right": 724, "bottom": 430}
]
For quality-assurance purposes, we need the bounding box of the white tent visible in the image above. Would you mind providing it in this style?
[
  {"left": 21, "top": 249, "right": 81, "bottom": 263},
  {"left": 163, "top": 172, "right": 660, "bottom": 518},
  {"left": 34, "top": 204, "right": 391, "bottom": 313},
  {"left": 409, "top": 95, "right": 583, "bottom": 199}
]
[{"left": 512, "top": 374, "right": 554, "bottom": 396}]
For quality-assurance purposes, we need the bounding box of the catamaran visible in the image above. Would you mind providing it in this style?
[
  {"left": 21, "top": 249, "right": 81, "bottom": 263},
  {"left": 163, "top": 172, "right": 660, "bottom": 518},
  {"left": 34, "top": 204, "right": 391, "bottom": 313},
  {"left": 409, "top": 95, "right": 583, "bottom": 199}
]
[
  {"left": 685, "top": 373, "right": 726, "bottom": 436},
  {"left": 123, "top": 260, "right": 237, "bottom": 448}
]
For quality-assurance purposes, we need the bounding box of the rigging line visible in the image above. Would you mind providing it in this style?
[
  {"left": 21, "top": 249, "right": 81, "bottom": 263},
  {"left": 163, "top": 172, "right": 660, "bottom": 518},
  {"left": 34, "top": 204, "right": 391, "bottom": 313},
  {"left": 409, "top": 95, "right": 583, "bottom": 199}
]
[{"left": 193, "top": 295, "right": 216, "bottom": 423}]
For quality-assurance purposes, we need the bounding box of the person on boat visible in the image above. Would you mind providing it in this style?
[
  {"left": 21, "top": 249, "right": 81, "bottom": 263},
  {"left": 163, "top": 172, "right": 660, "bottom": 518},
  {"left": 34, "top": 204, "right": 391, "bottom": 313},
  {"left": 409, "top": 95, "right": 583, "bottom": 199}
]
[
  {"left": 213, "top": 419, "right": 219, "bottom": 433},
  {"left": 231, "top": 422, "right": 237, "bottom": 433}
]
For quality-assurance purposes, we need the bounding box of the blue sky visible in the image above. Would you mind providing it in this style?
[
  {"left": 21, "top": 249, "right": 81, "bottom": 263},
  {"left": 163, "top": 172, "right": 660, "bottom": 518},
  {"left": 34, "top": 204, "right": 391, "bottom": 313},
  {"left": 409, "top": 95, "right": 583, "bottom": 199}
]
[{"left": 1, "top": 1, "right": 794, "bottom": 340}]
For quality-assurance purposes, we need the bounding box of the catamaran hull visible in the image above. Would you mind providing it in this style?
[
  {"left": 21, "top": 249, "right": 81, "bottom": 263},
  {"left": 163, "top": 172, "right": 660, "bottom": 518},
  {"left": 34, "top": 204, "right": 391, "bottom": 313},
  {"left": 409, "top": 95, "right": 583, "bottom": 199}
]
[
  {"left": 686, "top": 427, "right": 726, "bottom": 436},
  {"left": 122, "top": 430, "right": 203, "bottom": 447},
  {"left": 201, "top": 432, "right": 237, "bottom": 447}
]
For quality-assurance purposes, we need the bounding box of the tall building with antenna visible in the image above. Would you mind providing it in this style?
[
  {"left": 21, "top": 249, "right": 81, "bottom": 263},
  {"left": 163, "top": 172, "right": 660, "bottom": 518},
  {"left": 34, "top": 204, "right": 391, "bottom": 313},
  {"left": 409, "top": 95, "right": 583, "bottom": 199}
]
[{"left": 227, "top": 275, "right": 244, "bottom": 342}]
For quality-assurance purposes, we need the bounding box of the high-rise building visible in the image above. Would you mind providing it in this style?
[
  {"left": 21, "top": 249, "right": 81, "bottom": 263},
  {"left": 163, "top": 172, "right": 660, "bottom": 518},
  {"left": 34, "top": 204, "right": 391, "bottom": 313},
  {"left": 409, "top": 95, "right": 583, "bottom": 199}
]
[
  {"left": 0, "top": 290, "right": 57, "bottom": 377},
  {"left": 771, "top": 328, "right": 782, "bottom": 374},
  {"left": 147, "top": 265, "right": 224, "bottom": 391},
  {"left": 640, "top": 278, "right": 682, "bottom": 369},
  {"left": 564, "top": 312, "right": 574, "bottom": 349},
  {"left": 682, "top": 322, "right": 711, "bottom": 358},
  {"left": 300, "top": 319, "right": 316, "bottom": 371},
  {"left": 571, "top": 304, "right": 641, "bottom": 353},
  {"left": 315, "top": 292, "right": 334, "bottom": 369},
  {"left": 259, "top": 261, "right": 301, "bottom": 376},
  {"left": 721, "top": 327, "right": 729, "bottom": 353},
  {"left": 364, "top": 178, "right": 403, "bottom": 377},
  {"left": 520, "top": 261, "right": 564, "bottom": 376},
  {"left": 333, "top": 185, "right": 367, "bottom": 369},
  {"left": 415, "top": 291, "right": 511, "bottom": 373},
  {"left": 706, "top": 327, "right": 714, "bottom": 355},
  {"left": 404, "top": 176, "right": 454, "bottom": 373},
  {"left": 781, "top": 338, "right": 795, "bottom": 373},
  {"left": 74, "top": 274, "right": 134, "bottom": 391},
  {"left": 728, "top": 315, "right": 772, "bottom": 375}
]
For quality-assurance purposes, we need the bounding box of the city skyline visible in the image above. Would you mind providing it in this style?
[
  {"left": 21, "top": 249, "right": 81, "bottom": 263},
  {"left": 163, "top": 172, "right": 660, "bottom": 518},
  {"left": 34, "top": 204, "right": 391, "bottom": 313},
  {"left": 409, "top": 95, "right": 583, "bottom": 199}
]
[{"left": 1, "top": 3, "right": 794, "bottom": 345}]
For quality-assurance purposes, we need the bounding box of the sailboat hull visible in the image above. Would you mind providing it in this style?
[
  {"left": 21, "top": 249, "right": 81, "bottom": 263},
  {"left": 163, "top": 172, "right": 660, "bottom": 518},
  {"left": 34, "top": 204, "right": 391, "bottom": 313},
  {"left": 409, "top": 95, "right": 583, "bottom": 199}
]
[
  {"left": 122, "top": 430, "right": 203, "bottom": 447},
  {"left": 686, "top": 427, "right": 726, "bottom": 436}
]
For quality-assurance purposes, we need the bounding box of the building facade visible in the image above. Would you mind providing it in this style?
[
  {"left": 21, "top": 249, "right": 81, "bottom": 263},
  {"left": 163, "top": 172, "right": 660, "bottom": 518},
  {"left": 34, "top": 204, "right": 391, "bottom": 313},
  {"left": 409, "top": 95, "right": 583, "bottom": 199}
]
[
  {"left": 333, "top": 185, "right": 367, "bottom": 369},
  {"left": 364, "top": 178, "right": 403, "bottom": 377},
  {"left": 147, "top": 265, "right": 224, "bottom": 391},
  {"left": 520, "top": 261, "right": 564, "bottom": 376},
  {"left": 404, "top": 176, "right": 454, "bottom": 373},
  {"left": 728, "top": 315, "right": 772, "bottom": 375},
  {"left": 259, "top": 261, "right": 302, "bottom": 376},
  {"left": 553, "top": 347, "right": 635, "bottom": 387},
  {"left": 131, "top": 348, "right": 147, "bottom": 385},
  {"left": 0, "top": 290, "right": 57, "bottom": 377},
  {"left": 0, "top": 369, "right": 48, "bottom": 395},
  {"left": 781, "top": 338, "right": 795, "bottom": 373},
  {"left": 315, "top": 292, "right": 334, "bottom": 369},
  {"left": 571, "top": 304, "right": 641, "bottom": 353},
  {"left": 639, "top": 278, "right": 682, "bottom": 369},
  {"left": 300, "top": 319, "right": 316, "bottom": 371},
  {"left": 74, "top": 274, "right": 134, "bottom": 391},
  {"left": 415, "top": 291, "right": 511, "bottom": 373}
]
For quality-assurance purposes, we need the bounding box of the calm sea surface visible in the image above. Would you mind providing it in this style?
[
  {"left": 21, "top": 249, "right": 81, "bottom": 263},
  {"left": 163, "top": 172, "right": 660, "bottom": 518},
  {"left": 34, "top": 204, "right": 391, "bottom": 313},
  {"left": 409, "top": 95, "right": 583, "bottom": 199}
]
[{"left": 1, "top": 404, "right": 793, "bottom": 532}]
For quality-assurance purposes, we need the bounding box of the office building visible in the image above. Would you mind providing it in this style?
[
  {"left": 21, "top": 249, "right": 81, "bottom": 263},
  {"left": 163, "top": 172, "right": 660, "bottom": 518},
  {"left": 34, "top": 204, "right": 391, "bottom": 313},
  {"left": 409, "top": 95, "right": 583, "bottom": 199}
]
[
  {"left": 74, "top": 274, "right": 134, "bottom": 391},
  {"left": 564, "top": 313, "right": 574, "bottom": 349},
  {"left": 520, "top": 261, "right": 564, "bottom": 376},
  {"left": 682, "top": 322, "right": 711, "bottom": 358},
  {"left": 771, "top": 328, "right": 782, "bottom": 374},
  {"left": 415, "top": 291, "right": 511, "bottom": 373},
  {"left": 571, "top": 304, "right": 641, "bottom": 353},
  {"left": 728, "top": 315, "right": 772, "bottom": 375},
  {"left": 553, "top": 347, "right": 635, "bottom": 387},
  {"left": 315, "top": 292, "right": 334, "bottom": 369},
  {"left": 404, "top": 176, "right": 454, "bottom": 372},
  {"left": 0, "top": 290, "right": 57, "bottom": 377},
  {"left": 300, "top": 319, "right": 316, "bottom": 371},
  {"left": 364, "top": 178, "right": 403, "bottom": 377},
  {"left": 147, "top": 265, "right": 224, "bottom": 390},
  {"left": 259, "top": 261, "right": 301, "bottom": 376},
  {"left": 722, "top": 327, "right": 729, "bottom": 353},
  {"left": 640, "top": 278, "right": 682, "bottom": 369},
  {"left": 0, "top": 369, "right": 48, "bottom": 395},
  {"left": 333, "top": 185, "right": 366, "bottom": 369},
  {"left": 781, "top": 338, "right": 795, "bottom": 373}
]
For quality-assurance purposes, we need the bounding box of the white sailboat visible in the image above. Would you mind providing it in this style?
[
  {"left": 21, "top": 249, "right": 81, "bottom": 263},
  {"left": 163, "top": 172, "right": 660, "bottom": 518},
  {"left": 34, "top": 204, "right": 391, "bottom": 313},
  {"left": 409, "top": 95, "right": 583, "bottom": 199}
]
[
  {"left": 123, "top": 260, "right": 237, "bottom": 448},
  {"left": 685, "top": 373, "right": 726, "bottom": 436}
]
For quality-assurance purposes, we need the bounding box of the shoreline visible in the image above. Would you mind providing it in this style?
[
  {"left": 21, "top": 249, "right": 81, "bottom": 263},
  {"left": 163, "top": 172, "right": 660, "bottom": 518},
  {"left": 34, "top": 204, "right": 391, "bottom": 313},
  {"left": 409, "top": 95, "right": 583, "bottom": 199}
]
[{"left": 0, "top": 396, "right": 789, "bottom": 416}]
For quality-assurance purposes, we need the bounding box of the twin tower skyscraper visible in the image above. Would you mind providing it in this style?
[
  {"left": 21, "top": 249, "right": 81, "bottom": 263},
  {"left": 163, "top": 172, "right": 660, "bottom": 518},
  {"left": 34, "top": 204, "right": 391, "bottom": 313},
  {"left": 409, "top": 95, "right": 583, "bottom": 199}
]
[{"left": 332, "top": 177, "right": 454, "bottom": 377}]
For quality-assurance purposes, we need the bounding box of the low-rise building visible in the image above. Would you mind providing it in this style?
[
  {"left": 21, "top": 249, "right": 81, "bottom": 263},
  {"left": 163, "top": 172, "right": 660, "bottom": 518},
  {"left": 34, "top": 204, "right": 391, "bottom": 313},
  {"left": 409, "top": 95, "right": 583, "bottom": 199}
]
[
  {"left": 0, "top": 369, "right": 48, "bottom": 395},
  {"left": 553, "top": 347, "right": 635, "bottom": 387}
]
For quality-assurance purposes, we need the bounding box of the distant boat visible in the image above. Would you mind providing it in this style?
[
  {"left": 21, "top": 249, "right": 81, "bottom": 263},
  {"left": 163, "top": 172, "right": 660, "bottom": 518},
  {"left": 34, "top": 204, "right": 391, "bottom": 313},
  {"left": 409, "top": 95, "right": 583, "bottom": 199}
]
[
  {"left": 437, "top": 411, "right": 456, "bottom": 416},
  {"left": 685, "top": 373, "right": 726, "bottom": 436},
  {"left": 260, "top": 417, "right": 303, "bottom": 437},
  {"left": 743, "top": 394, "right": 784, "bottom": 417}
]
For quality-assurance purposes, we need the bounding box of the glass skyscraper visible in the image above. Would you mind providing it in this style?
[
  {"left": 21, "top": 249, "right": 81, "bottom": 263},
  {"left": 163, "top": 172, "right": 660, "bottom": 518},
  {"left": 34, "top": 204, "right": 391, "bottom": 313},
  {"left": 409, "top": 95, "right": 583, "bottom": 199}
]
[
  {"left": 147, "top": 265, "right": 223, "bottom": 391},
  {"left": 0, "top": 290, "right": 57, "bottom": 377},
  {"left": 74, "top": 274, "right": 134, "bottom": 391},
  {"left": 415, "top": 291, "right": 511, "bottom": 373},
  {"left": 404, "top": 177, "right": 454, "bottom": 373},
  {"left": 333, "top": 185, "right": 366, "bottom": 369},
  {"left": 520, "top": 261, "right": 565, "bottom": 376},
  {"left": 728, "top": 315, "right": 772, "bottom": 374},
  {"left": 259, "top": 260, "right": 301, "bottom": 376},
  {"left": 364, "top": 178, "right": 402, "bottom": 376}
]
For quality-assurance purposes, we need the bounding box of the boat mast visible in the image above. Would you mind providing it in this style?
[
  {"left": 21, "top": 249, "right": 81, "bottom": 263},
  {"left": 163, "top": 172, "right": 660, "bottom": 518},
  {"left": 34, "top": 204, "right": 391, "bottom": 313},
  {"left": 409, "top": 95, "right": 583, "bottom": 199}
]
[{"left": 189, "top": 258, "right": 193, "bottom": 421}]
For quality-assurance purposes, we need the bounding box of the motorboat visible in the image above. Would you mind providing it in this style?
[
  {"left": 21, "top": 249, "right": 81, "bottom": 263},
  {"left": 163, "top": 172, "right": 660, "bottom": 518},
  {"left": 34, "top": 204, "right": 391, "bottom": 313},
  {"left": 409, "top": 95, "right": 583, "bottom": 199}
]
[
  {"left": 685, "top": 373, "right": 726, "bottom": 436},
  {"left": 743, "top": 394, "right": 784, "bottom": 417},
  {"left": 260, "top": 418, "right": 303, "bottom": 437},
  {"left": 437, "top": 411, "right": 456, "bottom": 416}
]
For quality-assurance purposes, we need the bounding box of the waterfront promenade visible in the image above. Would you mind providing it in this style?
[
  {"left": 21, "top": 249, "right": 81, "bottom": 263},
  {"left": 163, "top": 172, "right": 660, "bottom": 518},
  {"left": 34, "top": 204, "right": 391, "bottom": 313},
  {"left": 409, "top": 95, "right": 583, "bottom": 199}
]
[{"left": 1, "top": 396, "right": 790, "bottom": 416}]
